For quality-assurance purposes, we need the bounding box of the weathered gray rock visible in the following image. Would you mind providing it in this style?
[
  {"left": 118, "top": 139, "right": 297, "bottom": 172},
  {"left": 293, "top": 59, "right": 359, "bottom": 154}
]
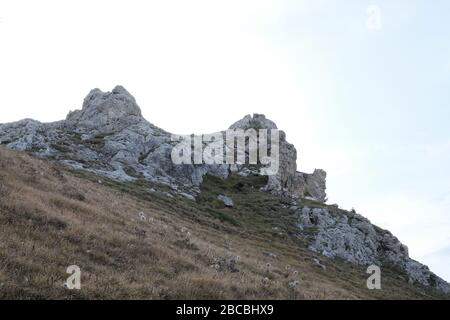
[
  {"left": 65, "top": 86, "right": 144, "bottom": 138},
  {"left": 0, "top": 89, "right": 326, "bottom": 201},
  {"left": 180, "top": 192, "right": 196, "bottom": 201},
  {"left": 217, "top": 194, "right": 234, "bottom": 208},
  {"left": 229, "top": 114, "right": 326, "bottom": 201},
  {"left": 305, "top": 169, "right": 327, "bottom": 202},
  {"left": 0, "top": 119, "right": 44, "bottom": 151},
  {"left": 229, "top": 113, "right": 278, "bottom": 131},
  {"left": 296, "top": 206, "right": 450, "bottom": 293}
]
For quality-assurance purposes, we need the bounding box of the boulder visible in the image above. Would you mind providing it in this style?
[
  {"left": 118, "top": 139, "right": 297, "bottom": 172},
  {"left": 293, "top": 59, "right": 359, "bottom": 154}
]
[{"left": 217, "top": 194, "right": 234, "bottom": 208}]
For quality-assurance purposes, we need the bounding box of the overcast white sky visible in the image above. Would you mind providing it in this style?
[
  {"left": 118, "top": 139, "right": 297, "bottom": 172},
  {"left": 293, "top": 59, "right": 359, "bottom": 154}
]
[{"left": 0, "top": 0, "right": 449, "bottom": 282}]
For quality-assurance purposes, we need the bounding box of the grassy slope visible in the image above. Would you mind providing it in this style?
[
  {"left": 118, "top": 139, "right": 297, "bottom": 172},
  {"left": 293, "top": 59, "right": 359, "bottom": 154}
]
[{"left": 0, "top": 146, "right": 447, "bottom": 299}]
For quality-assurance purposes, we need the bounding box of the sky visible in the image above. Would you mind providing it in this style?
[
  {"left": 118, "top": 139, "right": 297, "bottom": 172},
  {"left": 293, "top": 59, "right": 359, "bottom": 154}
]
[{"left": 0, "top": 0, "right": 449, "bottom": 282}]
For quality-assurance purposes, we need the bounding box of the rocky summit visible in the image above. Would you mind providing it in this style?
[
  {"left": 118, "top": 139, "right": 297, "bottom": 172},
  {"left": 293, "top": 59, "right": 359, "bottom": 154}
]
[
  {"left": 1, "top": 86, "right": 449, "bottom": 296},
  {"left": 0, "top": 86, "right": 326, "bottom": 201}
]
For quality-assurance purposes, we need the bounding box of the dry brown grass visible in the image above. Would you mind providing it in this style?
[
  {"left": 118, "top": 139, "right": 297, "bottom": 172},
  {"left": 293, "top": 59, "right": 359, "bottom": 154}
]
[{"left": 0, "top": 146, "right": 447, "bottom": 300}]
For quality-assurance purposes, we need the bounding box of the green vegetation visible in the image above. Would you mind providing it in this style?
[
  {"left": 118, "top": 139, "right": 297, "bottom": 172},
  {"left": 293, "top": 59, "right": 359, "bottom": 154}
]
[
  {"left": 50, "top": 143, "right": 71, "bottom": 153},
  {"left": 196, "top": 174, "right": 297, "bottom": 235},
  {"left": 83, "top": 132, "right": 114, "bottom": 149},
  {"left": 204, "top": 207, "right": 241, "bottom": 227}
]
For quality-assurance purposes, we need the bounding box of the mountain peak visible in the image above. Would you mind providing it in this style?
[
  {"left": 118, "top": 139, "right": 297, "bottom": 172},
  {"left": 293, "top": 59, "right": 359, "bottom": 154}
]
[
  {"left": 81, "top": 85, "right": 139, "bottom": 112},
  {"left": 67, "top": 86, "right": 143, "bottom": 135},
  {"left": 229, "top": 113, "right": 278, "bottom": 130}
]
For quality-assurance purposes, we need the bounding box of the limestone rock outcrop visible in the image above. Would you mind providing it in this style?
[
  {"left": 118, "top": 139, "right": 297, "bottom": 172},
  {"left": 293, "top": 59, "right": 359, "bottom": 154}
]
[
  {"left": 295, "top": 206, "right": 450, "bottom": 293},
  {"left": 228, "top": 113, "right": 326, "bottom": 201},
  {"left": 217, "top": 194, "right": 234, "bottom": 208},
  {"left": 0, "top": 86, "right": 325, "bottom": 200},
  {"left": 66, "top": 86, "right": 144, "bottom": 137}
]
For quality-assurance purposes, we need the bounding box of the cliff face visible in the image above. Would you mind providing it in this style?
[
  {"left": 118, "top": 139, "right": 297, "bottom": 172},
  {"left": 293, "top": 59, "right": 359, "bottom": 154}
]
[
  {"left": 0, "top": 86, "right": 326, "bottom": 201},
  {"left": 0, "top": 86, "right": 448, "bottom": 295}
]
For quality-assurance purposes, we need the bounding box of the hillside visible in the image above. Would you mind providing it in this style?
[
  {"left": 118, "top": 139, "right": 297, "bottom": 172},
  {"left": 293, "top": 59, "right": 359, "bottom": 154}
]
[
  {"left": 0, "top": 146, "right": 448, "bottom": 299},
  {"left": 0, "top": 86, "right": 449, "bottom": 299}
]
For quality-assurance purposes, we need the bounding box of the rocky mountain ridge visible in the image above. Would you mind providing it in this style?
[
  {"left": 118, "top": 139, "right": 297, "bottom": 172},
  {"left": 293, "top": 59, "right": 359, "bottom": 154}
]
[
  {"left": 0, "top": 86, "right": 326, "bottom": 201},
  {"left": 0, "top": 86, "right": 449, "bottom": 294}
]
